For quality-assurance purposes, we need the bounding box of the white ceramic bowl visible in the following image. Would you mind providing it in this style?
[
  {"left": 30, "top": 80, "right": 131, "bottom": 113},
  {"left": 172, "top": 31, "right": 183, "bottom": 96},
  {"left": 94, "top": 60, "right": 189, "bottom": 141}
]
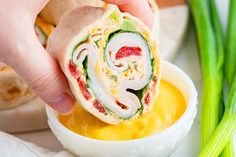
[{"left": 46, "top": 61, "right": 197, "bottom": 157}]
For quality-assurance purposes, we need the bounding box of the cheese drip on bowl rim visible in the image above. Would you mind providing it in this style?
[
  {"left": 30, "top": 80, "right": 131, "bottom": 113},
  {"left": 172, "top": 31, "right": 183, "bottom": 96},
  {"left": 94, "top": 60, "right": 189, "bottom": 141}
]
[{"left": 47, "top": 5, "right": 161, "bottom": 124}]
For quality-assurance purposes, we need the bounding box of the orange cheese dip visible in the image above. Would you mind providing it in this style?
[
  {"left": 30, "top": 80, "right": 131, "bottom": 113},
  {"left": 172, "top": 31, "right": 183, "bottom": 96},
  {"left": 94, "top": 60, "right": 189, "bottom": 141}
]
[{"left": 59, "top": 80, "right": 186, "bottom": 141}]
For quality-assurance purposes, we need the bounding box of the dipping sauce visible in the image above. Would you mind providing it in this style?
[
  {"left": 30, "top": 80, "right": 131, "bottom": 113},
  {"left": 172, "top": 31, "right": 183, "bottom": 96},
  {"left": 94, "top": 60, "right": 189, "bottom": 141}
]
[{"left": 59, "top": 80, "right": 186, "bottom": 140}]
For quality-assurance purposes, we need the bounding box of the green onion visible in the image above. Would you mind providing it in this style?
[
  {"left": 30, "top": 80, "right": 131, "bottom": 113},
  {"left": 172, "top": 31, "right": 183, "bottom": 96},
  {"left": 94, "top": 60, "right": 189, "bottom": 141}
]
[
  {"left": 190, "top": 0, "right": 236, "bottom": 156},
  {"left": 189, "top": 0, "right": 224, "bottom": 149},
  {"left": 225, "top": 0, "right": 236, "bottom": 86},
  {"left": 208, "top": 0, "right": 234, "bottom": 156},
  {"left": 199, "top": 75, "right": 236, "bottom": 157},
  {"left": 208, "top": 0, "right": 224, "bottom": 70},
  {"left": 221, "top": 0, "right": 236, "bottom": 156},
  {"left": 221, "top": 142, "right": 235, "bottom": 157}
]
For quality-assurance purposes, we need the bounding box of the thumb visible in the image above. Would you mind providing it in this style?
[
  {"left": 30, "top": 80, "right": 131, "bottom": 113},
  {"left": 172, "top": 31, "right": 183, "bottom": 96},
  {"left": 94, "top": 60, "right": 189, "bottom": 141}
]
[
  {"left": 2, "top": 27, "right": 75, "bottom": 114},
  {"left": 103, "top": 0, "right": 154, "bottom": 27}
]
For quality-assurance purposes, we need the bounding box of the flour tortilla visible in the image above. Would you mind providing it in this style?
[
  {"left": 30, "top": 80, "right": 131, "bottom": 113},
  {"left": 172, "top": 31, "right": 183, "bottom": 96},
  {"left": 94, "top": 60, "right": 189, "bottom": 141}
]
[
  {"left": 40, "top": 0, "right": 105, "bottom": 25},
  {"left": 40, "top": 0, "right": 158, "bottom": 27},
  {"left": 40, "top": 0, "right": 78, "bottom": 25},
  {"left": 75, "top": 0, "right": 104, "bottom": 7},
  {"left": 40, "top": 0, "right": 83, "bottom": 25},
  {"left": 47, "top": 6, "right": 105, "bottom": 62},
  {"left": 0, "top": 63, "right": 36, "bottom": 110},
  {"left": 0, "top": 63, "right": 48, "bottom": 132},
  {"left": 47, "top": 5, "right": 161, "bottom": 124}
]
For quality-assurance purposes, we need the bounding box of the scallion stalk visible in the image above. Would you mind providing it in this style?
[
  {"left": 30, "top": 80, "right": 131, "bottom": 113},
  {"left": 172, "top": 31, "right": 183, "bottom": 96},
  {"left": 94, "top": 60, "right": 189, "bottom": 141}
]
[
  {"left": 221, "top": 0, "right": 236, "bottom": 156},
  {"left": 225, "top": 0, "right": 236, "bottom": 86},
  {"left": 182, "top": 0, "right": 236, "bottom": 155},
  {"left": 221, "top": 142, "right": 235, "bottom": 157},
  {"left": 199, "top": 75, "right": 236, "bottom": 157},
  {"left": 207, "top": 0, "right": 234, "bottom": 156},
  {"left": 189, "top": 0, "right": 224, "bottom": 149}
]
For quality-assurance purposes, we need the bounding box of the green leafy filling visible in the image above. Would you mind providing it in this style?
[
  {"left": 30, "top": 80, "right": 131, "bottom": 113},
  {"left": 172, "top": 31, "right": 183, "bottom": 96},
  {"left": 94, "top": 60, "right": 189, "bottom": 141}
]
[
  {"left": 94, "top": 39, "right": 100, "bottom": 48},
  {"left": 109, "top": 75, "right": 118, "bottom": 82},
  {"left": 82, "top": 56, "right": 88, "bottom": 80},
  {"left": 71, "top": 34, "right": 90, "bottom": 66},
  {"left": 105, "top": 30, "right": 147, "bottom": 52},
  {"left": 120, "top": 19, "right": 137, "bottom": 32},
  {"left": 103, "top": 18, "right": 138, "bottom": 61},
  {"left": 104, "top": 30, "right": 140, "bottom": 62},
  {"left": 100, "top": 19, "right": 155, "bottom": 119},
  {"left": 103, "top": 85, "right": 147, "bottom": 119},
  {"left": 105, "top": 30, "right": 154, "bottom": 82},
  {"left": 109, "top": 11, "right": 120, "bottom": 23},
  {"left": 103, "top": 30, "right": 154, "bottom": 119},
  {"left": 151, "top": 58, "right": 155, "bottom": 80},
  {"left": 127, "top": 85, "right": 148, "bottom": 103}
]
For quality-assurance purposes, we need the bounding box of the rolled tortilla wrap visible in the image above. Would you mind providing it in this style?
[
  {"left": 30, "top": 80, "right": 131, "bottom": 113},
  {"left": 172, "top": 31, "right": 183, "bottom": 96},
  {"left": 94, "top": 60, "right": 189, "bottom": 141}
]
[
  {"left": 47, "top": 5, "right": 161, "bottom": 124},
  {"left": 40, "top": 0, "right": 78, "bottom": 25},
  {"left": 0, "top": 63, "right": 36, "bottom": 110},
  {"left": 34, "top": 16, "right": 55, "bottom": 47},
  {"left": 39, "top": 0, "right": 158, "bottom": 29},
  {"left": 148, "top": 0, "right": 160, "bottom": 39},
  {"left": 40, "top": 0, "right": 105, "bottom": 25},
  {"left": 75, "top": 0, "right": 104, "bottom": 7}
]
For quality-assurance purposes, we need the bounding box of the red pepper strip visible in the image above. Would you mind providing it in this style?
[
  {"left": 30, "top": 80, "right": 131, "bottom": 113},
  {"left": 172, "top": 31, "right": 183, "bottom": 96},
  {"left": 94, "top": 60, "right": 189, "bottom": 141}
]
[
  {"left": 116, "top": 100, "right": 128, "bottom": 109},
  {"left": 69, "top": 60, "right": 81, "bottom": 78},
  {"left": 77, "top": 77, "right": 91, "bottom": 100},
  {"left": 115, "top": 46, "right": 142, "bottom": 60},
  {"left": 144, "top": 92, "right": 151, "bottom": 105},
  {"left": 93, "top": 99, "right": 105, "bottom": 113}
]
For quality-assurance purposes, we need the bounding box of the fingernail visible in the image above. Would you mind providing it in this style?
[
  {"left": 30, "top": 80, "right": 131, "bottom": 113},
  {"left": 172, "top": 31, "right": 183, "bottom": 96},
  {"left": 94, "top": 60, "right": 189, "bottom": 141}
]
[{"left": 50, "top": 93, "right": 75, "bottom": 115}]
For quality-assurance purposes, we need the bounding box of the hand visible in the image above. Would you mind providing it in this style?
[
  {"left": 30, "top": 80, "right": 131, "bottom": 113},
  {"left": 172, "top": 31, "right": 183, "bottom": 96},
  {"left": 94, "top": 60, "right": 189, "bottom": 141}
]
[
  {"left": 0, "top": 0, "right": 153, "bottom": 114},
  {"left": 103, "top": 0, "right": 154, "bottom": 27},
  {"left": 0, "top": 0, "right": 74, "bottom": 114}
]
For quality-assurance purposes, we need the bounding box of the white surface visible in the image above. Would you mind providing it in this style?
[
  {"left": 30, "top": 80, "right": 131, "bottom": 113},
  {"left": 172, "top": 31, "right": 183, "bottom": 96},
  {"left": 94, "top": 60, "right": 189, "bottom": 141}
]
[
  {"left": 216, "top": 0, "right": 229, "bottom": 34},
  {"left": 14, "top": 130, "right": 63, "bottom": 151},
  {"left": 159, "top": 5, "right": 189, "bottom": 61},
  {"left": 0, "top": 132, "right": 73, "bottom": 157},
  {"left": 0, "top": 98, "right": 48, "bottom": 133}
]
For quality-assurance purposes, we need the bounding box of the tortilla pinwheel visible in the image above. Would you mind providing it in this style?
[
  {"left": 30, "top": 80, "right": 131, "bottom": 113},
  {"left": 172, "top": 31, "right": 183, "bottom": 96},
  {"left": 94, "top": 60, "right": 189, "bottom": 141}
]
[{"left": 47, "top": 5, "right": 161, "bottom": 124}]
